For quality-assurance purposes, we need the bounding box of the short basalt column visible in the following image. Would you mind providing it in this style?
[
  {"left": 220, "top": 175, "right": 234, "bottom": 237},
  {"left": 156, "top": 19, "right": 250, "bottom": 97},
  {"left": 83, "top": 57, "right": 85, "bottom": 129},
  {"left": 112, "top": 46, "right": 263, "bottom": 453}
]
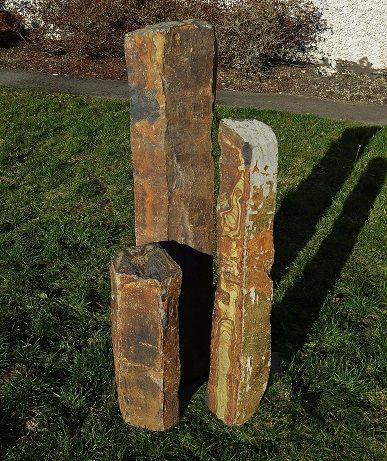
[
  {"left": 125, "top": 20, "right": 215, "bottom": 255},
  {"left": 110, "top": 244, "right": 182, "bottom": 431},
  {"left": 208, "top": 119, "right": 278, "bottom": 426}
]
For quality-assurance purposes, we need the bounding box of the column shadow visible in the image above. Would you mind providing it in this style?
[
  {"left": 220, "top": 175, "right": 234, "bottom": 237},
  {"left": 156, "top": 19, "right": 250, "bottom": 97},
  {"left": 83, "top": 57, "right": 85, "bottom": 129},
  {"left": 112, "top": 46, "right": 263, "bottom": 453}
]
[
  {"left": 271, "top": 127, "right": 381, "bottom": 284},
  {"left": 0, "top": 404, "right": 23, "bottom": 455},
  {"left": 271, "top": 157, "right": 386, "bottom": 359},
  {"left": 159, "top": 241, "right": 214, "bottom": 414}
]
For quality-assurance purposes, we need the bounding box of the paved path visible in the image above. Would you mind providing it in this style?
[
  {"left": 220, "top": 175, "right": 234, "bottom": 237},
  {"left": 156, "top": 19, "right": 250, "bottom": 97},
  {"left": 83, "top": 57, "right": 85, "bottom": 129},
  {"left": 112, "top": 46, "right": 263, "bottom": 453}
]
[{"left": 1, "top": 69, "right": 386, "bottom": 125}]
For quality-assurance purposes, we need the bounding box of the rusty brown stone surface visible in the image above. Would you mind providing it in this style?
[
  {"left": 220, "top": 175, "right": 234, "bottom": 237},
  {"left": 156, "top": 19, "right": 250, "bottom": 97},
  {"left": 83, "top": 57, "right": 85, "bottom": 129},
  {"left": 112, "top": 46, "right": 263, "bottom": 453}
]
[
  {"left": 124, "top": 20, "right": 215, "bottom": 256},
  {"left": 110, "top": 243, "right": 182, "bottom": 431},
  {"left": 207, "top": 119, "right": 278, "bottom": 426}
]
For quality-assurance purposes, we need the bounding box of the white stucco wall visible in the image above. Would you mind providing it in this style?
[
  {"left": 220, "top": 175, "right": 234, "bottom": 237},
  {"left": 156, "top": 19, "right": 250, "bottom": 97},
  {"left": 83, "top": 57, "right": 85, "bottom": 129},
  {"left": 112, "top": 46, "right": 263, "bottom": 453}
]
[
  {"left": 225, "top": 0, "right": 387, "bottom": 70},
  {"left": 5, "top": 0, "right": 387, "bottom": 69},
  {"left": 314, "top": 0, "right": 387, "bottom": 69}
]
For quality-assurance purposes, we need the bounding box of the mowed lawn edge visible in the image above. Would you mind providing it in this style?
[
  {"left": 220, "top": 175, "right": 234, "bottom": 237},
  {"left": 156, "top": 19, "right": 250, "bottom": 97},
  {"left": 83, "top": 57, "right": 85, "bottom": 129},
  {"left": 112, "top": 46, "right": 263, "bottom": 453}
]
[{"left": 0, "top": 87, "right": 386, "bottom": 461}]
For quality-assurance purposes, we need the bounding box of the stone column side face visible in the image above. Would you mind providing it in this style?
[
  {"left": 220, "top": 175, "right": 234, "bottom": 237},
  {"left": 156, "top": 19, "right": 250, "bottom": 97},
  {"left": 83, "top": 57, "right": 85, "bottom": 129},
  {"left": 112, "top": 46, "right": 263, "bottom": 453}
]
[
  {"left": 125, "top": 20, "right": 216, "bottom": 255},
  {"left": 110, "top": 244, "right": 182, "bottom": 431},
  {"left": 208, "top": 119, "right": 278, "bottom": 426}
]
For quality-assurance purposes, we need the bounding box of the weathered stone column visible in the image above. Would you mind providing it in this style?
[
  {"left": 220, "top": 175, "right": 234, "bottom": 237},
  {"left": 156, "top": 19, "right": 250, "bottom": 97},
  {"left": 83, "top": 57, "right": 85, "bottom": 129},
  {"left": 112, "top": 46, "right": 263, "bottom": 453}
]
[
  {"left": 208, "top": 119, "right": 278, "bottom": 426},
  {"left": 124, "top": 20, "right": 215, "bottom": 256},
  {"left": 110, "top": 244, "right": 182, "bottom": 431}
]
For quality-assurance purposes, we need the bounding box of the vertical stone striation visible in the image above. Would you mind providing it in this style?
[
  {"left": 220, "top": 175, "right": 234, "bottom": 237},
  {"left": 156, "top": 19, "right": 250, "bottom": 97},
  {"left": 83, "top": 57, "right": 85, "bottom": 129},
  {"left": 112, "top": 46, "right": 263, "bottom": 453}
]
[
  {"left": 125, "top": 20, "right": 215, "bottom": 256},
  {"left": 110, "top": 244, "right": 182, "bottom": 431},
  {"left": 208, "top": 119, "right": 278, "bottom": 426}
]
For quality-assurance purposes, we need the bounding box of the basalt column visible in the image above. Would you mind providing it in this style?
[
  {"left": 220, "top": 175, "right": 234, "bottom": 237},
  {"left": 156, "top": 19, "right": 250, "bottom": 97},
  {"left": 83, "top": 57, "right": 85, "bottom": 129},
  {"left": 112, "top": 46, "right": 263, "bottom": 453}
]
[
  {"left": 208, "top": 119, "right": 278, "bottom": 426},
  {"left": 125, "top": 20, "right": 215, "bottom": 254},
  {"left": 110, "top": 244, "right": 182, "bottom": 431},
  {"left": 125, "top": 20, "right": 216, "bottom": 384}
]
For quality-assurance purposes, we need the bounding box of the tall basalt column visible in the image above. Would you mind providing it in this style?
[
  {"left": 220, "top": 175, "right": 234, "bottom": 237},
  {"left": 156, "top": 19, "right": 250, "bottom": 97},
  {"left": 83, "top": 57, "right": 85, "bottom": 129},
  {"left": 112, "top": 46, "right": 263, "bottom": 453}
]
[
  {"left": 125, "top": 20, "right": 215, "bottom": 255},
  {"left": 208, "top": 119, "right": 278, "bottom": 426},
  {"left": 110, "top": 244, "right": 182, "bottom": 431}
]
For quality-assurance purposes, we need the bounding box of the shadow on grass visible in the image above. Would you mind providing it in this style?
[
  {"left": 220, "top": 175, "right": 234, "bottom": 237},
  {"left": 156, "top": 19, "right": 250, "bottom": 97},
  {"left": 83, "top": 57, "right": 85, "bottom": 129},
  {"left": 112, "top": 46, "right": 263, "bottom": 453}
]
[
  {"left": 272, "top": 126, "right": 381, "bottom": 283},
  {"left": 272, "top": 156, "right": 386, "bottom": 358},
  {"left": 0, "top": 405, "right": 23, "bottom": 455},
  {"left": 159, "top": 241, "right": 214, "bottom": 414}
]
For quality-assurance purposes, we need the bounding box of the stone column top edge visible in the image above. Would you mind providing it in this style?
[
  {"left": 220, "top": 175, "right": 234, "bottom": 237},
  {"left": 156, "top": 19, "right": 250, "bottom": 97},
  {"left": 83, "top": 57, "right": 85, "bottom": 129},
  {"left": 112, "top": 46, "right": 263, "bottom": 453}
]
[
  {"left": 220, "top": 118, "right": 278, "bottom": 148},
  {"left": 220, "top": 118, "right": 278, "bottom": 168},
  {"left": 125, "top": 19, "right": 213, "bottom": 39},
  {"left": 112, "top": 243, "right": 181, "bottom": 282}
]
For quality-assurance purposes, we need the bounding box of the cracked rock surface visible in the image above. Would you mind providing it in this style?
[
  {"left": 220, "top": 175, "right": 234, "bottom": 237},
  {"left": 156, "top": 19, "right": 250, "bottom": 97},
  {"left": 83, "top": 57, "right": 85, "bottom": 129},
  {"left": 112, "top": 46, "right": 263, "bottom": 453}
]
[
  {"left": 125, "top": 19, "right": 216, "bottom": 256},
  {"left": 110, "top": 244, "right": 182, "bottom": 431},
  {"left": 208, "top": 119, "right": 278, "bottom": 426}
]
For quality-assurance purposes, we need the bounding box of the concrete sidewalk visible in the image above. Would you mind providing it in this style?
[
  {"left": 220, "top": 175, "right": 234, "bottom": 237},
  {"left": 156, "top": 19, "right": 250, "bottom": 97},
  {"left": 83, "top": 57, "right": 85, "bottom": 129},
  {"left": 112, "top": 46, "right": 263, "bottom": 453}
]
[{"left": 1, "top": 69, "right": 386, "bottom": 126}]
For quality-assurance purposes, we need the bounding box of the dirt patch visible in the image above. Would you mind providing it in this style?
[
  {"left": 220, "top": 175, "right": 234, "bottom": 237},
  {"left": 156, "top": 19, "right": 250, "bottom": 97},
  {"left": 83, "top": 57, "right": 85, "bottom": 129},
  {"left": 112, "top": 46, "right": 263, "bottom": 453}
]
[
  {"left": 1, "top": 43, "right": 386, "bottom": 105},
  {"left": 218, "top": 66, "right": 387, "bottom": 105}
]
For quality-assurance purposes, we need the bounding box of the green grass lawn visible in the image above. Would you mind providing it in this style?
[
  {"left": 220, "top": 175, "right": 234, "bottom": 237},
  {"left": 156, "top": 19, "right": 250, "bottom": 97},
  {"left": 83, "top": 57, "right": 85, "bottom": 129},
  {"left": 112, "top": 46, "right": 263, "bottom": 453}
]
[{"left": 0, "top": 87, "right": 386, "bottom": 461}]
